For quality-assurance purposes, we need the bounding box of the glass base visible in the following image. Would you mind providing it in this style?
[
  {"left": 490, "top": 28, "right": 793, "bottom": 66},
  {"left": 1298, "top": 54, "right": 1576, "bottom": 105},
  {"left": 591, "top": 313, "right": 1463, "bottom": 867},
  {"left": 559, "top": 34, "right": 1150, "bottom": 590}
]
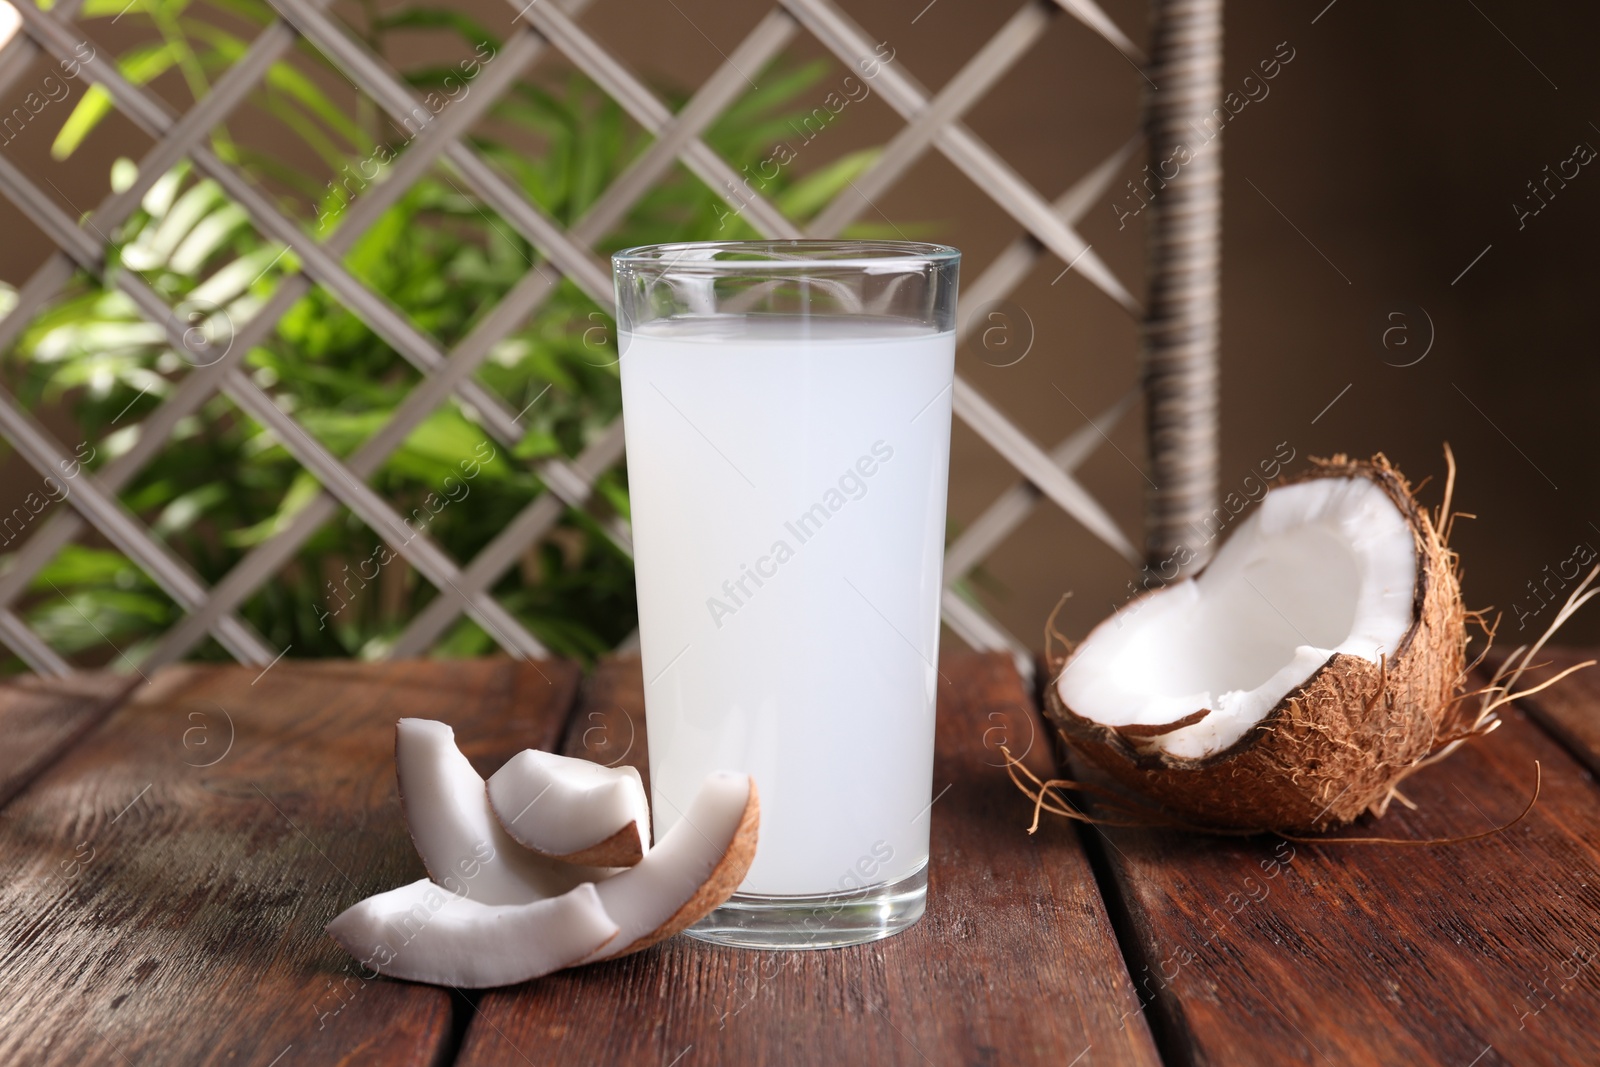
[{"left": 685, "top": 863, "right": 927, "bottom": 950}]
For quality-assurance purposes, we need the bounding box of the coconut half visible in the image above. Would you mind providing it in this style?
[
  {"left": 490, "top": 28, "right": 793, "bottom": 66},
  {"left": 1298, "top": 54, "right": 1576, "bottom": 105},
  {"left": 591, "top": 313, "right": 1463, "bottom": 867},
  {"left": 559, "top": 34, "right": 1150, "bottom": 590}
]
[
  {"left": 1047, "top": 455, "right": 1468, "bottom": 832},
  {"left": 395, "top": 719, "right": 608, "bottom": 904},
  {"left": 487, "top": 749, "right": 650, "bottom": 867},
  {"left": 325, "top": 878, "right": 617, "bottom": 987}
]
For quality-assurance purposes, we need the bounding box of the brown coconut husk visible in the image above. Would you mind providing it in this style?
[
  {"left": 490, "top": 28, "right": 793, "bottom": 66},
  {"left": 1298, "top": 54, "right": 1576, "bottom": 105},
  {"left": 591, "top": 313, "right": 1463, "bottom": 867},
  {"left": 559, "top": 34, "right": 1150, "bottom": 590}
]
[
  {"left": 1044, "top": 451, "right": 1488, "bottom": 834},
  {"left": 1000, "top": 743, "right": 1543, "bottom": 846}
]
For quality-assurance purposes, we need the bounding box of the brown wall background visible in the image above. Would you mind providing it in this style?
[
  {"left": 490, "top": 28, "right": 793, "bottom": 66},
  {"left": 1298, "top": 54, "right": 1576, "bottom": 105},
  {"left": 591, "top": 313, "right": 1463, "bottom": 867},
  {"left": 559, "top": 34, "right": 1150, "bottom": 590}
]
[{"left": 2, "top": 0, "right": 1596, "bottom": 654}]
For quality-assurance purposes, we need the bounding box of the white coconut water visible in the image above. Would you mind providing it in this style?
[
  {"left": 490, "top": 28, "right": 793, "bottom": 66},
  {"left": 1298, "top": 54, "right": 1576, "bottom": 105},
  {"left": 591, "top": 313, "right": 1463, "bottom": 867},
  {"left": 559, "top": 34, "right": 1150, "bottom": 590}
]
[{"left": 620, "top": 315, "right": 954, "bottom": 897}]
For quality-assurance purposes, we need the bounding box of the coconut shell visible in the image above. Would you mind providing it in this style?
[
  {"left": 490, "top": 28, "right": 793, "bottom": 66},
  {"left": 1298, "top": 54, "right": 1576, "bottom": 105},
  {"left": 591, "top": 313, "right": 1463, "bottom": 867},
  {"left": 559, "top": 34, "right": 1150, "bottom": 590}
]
[
  {"left": 532, "top": 821, "right": 647, "bottom": 868},
  {"left": 1045, "top": 454, "right": 1470, "bottom": 833},
  {"left": 607, "top": 780, "right": 760, "bottom": 958}
]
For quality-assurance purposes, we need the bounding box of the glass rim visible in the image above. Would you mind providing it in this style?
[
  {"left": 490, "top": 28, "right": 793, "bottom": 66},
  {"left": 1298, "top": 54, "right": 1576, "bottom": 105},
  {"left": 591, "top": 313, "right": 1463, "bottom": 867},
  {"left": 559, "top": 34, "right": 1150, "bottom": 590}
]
[{"left": 612, "top": 239, "right": 960, "bottom": 272}]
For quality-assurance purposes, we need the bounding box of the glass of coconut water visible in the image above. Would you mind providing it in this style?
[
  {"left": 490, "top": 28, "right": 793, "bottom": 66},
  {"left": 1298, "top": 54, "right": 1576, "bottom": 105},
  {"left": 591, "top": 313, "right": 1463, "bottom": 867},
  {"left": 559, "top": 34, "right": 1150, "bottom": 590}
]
[{"left": 613, "top": 241, "right": 959, "bottom": 949}]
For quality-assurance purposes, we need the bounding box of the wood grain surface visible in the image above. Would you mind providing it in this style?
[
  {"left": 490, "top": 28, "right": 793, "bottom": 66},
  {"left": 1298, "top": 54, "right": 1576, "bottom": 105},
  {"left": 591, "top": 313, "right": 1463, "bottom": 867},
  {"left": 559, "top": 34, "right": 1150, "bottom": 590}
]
[
  {"left": 1506, "top": 646, "right": 1600, "bottom": 779},
  {"left": 1073, "top": 661, "right": 1600, "bottom": 1067},
  {"left": 0, "top": 671, "right": 135, "bottom": 808},
  {"left": 7, "top": 650, "right": 1598, "bottom": 1066},
  {"left": 0, "top": 658, "right": 577, "bottom": 1067},
  {"left": 457, "top": 653, "right": 1162, "bottom": 1067}
]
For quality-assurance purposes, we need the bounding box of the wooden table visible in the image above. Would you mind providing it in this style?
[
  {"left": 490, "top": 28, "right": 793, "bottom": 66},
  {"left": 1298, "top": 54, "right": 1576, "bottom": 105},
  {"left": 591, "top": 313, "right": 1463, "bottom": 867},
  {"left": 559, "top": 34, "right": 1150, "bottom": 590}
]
[{"left": 2, "top": 650, "right": 1598, "bottom": 1066}]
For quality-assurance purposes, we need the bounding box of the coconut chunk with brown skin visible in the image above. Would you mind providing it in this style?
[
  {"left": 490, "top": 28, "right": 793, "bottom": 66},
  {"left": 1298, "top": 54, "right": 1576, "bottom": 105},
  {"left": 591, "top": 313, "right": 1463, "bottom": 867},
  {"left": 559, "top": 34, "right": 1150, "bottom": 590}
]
[
  {"left": 325, "top": 879, "right": 618, "bottom": 988},
  {"left": 1048, "top": 455, "right": 1468, "bottom": 832},
  {"left": 587, "top": 770, "right": 758, "bottom": 960},
  {"left": 352, "top": 721, "right": 758, "bottom": 982},
  {"left": 488, "top": 750, "right": 649, "bottom": 867},
  {"left": 395, "top": 719, "right": 611, "bottom": 905}
]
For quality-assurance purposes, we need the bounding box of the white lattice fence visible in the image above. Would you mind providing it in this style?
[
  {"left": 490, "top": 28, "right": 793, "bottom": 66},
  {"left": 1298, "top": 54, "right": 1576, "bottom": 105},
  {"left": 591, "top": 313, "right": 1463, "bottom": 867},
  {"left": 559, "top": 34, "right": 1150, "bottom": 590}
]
[{"left": 0, "top": 0, "right": 1189, "bottom": 679}]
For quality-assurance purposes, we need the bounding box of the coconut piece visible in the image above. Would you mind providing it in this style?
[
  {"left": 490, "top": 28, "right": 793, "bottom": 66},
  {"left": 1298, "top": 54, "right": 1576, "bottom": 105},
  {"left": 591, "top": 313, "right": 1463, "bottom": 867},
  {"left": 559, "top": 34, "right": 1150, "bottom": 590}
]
[
  {"left": 587, "top": 770, "right": 759, "bottom": 960},
  {"left": 487, "top": 750, "right": 649, "bottom": 867},
  {"left": 1048, "top": 454, "right": 1468, "bottom": 832},
  {"left": 325, "top": 878, "right": 618, "bottom": 988},
  {"left": 355, "top": 721, "right": 758, "bottom": 981},
  {"left": 395, "top": 719, "right": 608, "bottom": 904}
]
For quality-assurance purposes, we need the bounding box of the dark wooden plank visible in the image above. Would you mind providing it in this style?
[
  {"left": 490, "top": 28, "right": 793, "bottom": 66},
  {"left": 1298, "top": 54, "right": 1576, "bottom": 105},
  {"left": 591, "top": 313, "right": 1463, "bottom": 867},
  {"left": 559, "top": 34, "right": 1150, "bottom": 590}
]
[
  {"left": 561, "top": 649, "right": 652, "bottom": 797},
  {"left": 0, "top": 672, "right": 136, "bottom": 808},
  {"left": 1080, "top": 663, "right": 1600, "bottom": 1067},
  {"left": 1502, "top": 645, "right": 1600, "bottom": 779},
  {"left": 0, "top": 657, "right": 580, "bottom": 1067},
  {"left": 458, "top": 652, "right": 1163, "bottom": 1067}
]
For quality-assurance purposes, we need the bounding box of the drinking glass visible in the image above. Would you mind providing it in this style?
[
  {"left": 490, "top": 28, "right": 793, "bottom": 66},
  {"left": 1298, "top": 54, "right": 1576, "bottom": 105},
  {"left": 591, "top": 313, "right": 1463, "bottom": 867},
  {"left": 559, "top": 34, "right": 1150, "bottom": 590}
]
[{"left": 613, "top": 240, "right": 959, "bottom": 949}]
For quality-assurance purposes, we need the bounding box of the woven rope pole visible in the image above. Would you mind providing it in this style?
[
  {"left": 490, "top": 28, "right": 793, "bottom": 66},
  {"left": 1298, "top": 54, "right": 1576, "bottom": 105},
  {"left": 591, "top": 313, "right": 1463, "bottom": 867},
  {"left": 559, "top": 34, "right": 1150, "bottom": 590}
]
[{"left": 1140, "top": 0, "right": 1222, "bottom": 573}]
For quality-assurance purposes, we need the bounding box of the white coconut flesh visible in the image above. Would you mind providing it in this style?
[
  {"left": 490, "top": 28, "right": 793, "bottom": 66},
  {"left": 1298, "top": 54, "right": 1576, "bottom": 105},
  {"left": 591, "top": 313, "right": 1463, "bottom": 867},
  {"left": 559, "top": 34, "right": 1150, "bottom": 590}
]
[
  {"left": 586, "top": 770, "right": 752, "bottom": 960},
  {"left": 339, "top": 721, "right": 756, "bottom": 982},
  {"left": 487, "top": 749, "right": 649, "bottom": 862},
  {"left": 395, "top": 719, "right": 608, "bottom": 904},
  {"left": 324, "top": 878, "right": 618, "bottom": 987},
  {"left": 1057, "top": 477, "right": 1417, "bottom": 759}
]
